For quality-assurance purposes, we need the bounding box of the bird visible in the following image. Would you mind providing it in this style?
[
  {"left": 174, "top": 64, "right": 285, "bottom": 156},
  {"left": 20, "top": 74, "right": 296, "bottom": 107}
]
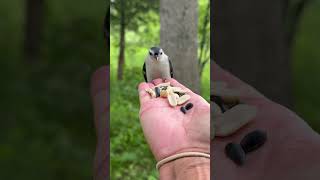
[{"left": 143, "top": 47, "right": 174, "bottom": 82}]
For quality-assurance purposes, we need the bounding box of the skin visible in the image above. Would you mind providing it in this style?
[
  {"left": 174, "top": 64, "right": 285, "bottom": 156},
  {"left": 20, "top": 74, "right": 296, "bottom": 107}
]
[
  {"left": 138, "top": 78, "right": 210, "bottom": 179},
  {"left": 91, "top": 66, "right": 109, "bottom": 180},
  {"left": 90, "top": 63, "right": 320, "bottom": 179},
  {"left": 212, "top": 62, "right": 320, "bottom": 180},
  {"left": 90, "top": 67, "right": 210, "bottom": 180}
]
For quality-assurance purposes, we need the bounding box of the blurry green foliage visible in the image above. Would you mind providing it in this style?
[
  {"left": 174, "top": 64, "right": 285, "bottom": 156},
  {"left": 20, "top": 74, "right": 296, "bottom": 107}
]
[
  {"left": 293, "top": 2, "right": 320, "bottom": 133},
  {"left": 0, "top": 0, "right": 106, "bottom": 179},
  {"left": 198, "top": 0, "right": 210, "bottom": 76},
  {"left": 110, "top": 67, "right": 157, "bottom": 179},
  {"left": 110, "top": 0, "right": 159, "bottom": 31}
]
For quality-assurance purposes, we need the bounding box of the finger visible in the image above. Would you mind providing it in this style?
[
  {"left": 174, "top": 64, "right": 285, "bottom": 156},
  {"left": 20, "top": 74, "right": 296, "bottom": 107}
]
[
  {"left": 91, "top": 66, "right": 109, "bottom": 98},
  {"left": 91, "top": 66, "right": 109, "bottom": 129},
  {"left": 90, "top": 66, "right": 109, "bottom": 180},
  {"left": 138, "top": 82, "right": 154, "bottom": 104},
  {"left": 165, "top": 78, "right": 193, "bottom": 93}
]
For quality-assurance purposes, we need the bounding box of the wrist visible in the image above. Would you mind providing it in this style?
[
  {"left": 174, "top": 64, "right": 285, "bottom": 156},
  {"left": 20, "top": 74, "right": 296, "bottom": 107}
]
[{"left": 159, "top": 157, "right": 210, "bottom": 180}]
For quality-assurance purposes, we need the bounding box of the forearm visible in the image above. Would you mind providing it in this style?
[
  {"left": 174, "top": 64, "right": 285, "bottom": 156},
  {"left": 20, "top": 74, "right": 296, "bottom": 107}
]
[{"left": 159, "top": 157, "right": 210, "bottom": 180}]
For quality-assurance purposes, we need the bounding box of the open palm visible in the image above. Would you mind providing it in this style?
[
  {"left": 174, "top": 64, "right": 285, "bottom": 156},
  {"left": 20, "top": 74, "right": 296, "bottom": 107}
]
[
  {"left": 138, "top": 78, "right": 210, "bottom": 161},
  {"left": 212, "top": 62, "right": 320, "bottom": 180}
]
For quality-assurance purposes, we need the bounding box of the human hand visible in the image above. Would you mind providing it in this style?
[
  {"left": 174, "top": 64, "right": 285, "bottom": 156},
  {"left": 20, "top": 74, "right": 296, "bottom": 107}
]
[
  {"left": 212, "top": 62, "right": 320, "bottom": 180},
  {"left": 138, "top": 78, "right": 210, "bottom": 161},
  {"left": 91, "top": 66, "right": 109, "bottom": 180}
]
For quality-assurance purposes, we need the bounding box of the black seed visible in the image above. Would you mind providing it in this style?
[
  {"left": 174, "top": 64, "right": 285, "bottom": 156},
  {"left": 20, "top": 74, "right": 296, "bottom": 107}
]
[
  {"left": 225, "top": 102, "right": 241, "bottom": 110},
  {"left": 225, "top": 143, "right": 246, "bottom": 166},
  {"left": 155, "top": 87, "right": 160, "bottom": 97},
  {"left": 180, "top": 106, "right": 187, "bottom": 114},
  {"left": 240, "top": 130, "right": 267, "bottom": 154},
  {"left": 161, "top": 86, "right": 168, "bottom": 90},
  {"left": 211, "top": 95, "right": 226, "bottom": 113},
  {"left": 175, "top": 92, "right": 185, "bottom": 97},
  {"left": 185, "top": 103, "right": 193, "bottom": 110}
]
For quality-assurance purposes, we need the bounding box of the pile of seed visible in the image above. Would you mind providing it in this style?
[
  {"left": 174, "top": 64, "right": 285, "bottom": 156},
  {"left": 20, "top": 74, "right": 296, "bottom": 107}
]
[
  {"left": 211, "top": 81, "right": 268, "bottom": 166},
  {"left": 211, "top": 95, "right": 240, "bottom": 114},
  {"left": 145, "top": 82, "right": 193, "bottom": 113},
  {"left": 211, "top": 81, "right": 257, "bottom": 139}
]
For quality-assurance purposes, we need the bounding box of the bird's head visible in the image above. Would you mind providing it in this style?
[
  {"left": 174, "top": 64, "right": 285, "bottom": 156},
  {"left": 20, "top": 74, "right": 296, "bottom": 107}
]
[{"left": 149, "top": 47, "right": 164, "bottom": 61}]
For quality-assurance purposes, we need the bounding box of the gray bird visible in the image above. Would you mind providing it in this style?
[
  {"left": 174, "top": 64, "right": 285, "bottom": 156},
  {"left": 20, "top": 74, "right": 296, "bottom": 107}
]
[{"left": 143, "top": 47, "right": 174, "bottom": 82}]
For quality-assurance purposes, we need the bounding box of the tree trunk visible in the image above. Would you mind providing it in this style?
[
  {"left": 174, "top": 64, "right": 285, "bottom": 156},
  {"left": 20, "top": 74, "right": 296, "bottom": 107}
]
[
  {"left": 117, "top": 1, "right": 125, "bottom": 80},
  {"left": 213, "top": 0, "right": 293, "bottom": 108},
  {"left": 24, "top": 0, "right": 45, "bottom": 62},
  {"left": 160, "top": 0, "right": 200, "bottom": 93}
]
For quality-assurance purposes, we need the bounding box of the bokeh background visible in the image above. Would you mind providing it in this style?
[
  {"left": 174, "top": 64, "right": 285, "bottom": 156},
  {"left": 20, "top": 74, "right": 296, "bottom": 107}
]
[
  {"left": 0, "top": 0, "right": 106, "bottom": 179},
  {"left": 213, "top": 1, "right": 320, "bottom": 133},
  {"left": 110, "top": 0, "right": 210, "bottom": 179},
  {"left": 293, "top": 1, "right": 320, "bottom": 133},
  {"left": 1, "top": 0, "right": 320, "bottom": 179}
]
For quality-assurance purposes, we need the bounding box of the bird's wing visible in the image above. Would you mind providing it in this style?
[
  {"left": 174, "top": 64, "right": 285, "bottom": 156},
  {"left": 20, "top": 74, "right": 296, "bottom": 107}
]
[
  {"left": 143, "top": 62, "right": 147, "bottom": 82},
  {"left": 169, "top": 57, "right": 174, "bottom": 78}
]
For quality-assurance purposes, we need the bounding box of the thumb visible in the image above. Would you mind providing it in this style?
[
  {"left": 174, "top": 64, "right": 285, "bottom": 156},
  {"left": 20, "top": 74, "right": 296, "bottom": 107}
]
[{"left": 91, "top": 66, "right": 109, "bottom": 180}]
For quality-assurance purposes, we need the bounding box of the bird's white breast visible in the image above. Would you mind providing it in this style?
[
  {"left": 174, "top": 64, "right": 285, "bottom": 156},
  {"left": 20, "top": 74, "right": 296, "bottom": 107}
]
[{"left": 145, "top": 55, "right": 171, "bottom": 82}]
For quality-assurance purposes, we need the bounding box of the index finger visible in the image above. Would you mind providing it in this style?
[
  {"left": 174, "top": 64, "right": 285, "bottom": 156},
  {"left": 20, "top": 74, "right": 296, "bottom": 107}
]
[{"left": 91, "top": 66, "right": 109, "bottom": 128}]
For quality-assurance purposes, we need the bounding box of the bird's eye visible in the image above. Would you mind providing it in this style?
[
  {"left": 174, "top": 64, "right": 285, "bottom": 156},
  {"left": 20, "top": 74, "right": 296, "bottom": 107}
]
[
  {"left": 149, "top": 52, "right": 152, "bottom": 56},
  {"left": 160, "top": 52, "right": 163, "bottom": 55}
]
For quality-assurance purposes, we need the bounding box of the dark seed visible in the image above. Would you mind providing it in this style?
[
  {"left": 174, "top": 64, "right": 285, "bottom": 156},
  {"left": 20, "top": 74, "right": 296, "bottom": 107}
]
[
  {"left": 225, "top": 102, "right": 241, "bottom": 110},
  {"left": 180, "top": 106, "right": 187, "bottom": 114},
  {"left": 175, "top": 92, "right": 185, "bottom": 97},
  {"left": 185, "top": 103, "right": 193, "bottom": 110},
  {"left": 155, "top": 87, "right": 160, "bottom": 97},
  {"left": 240, "top": 130, "right": 267, "bottom": 154},
  {"left": 221, "top": 96, "right": 240, "bottom": 106},
  {"left": 211, "top": 95, "right": 226, "bottom": 113},
  {"left": 161, "top": 86, "right": 168, "bottom": 90},
  {"left": 225, "top": 143, "right": 246, "bottom": 166}
]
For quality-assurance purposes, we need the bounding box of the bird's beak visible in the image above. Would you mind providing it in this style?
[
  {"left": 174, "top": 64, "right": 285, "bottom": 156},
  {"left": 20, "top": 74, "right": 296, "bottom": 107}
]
[{"left": 156, "top": 56, "right": 159, "bottom": 61}]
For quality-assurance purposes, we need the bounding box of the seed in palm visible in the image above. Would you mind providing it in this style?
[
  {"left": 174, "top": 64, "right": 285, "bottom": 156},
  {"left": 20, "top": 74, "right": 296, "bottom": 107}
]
[
  {"left": 225, "top": 143, "right": 246, "bottom": 166},
  {"left": 240, "top": 130, "right": 267, "bottom": 154}
]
